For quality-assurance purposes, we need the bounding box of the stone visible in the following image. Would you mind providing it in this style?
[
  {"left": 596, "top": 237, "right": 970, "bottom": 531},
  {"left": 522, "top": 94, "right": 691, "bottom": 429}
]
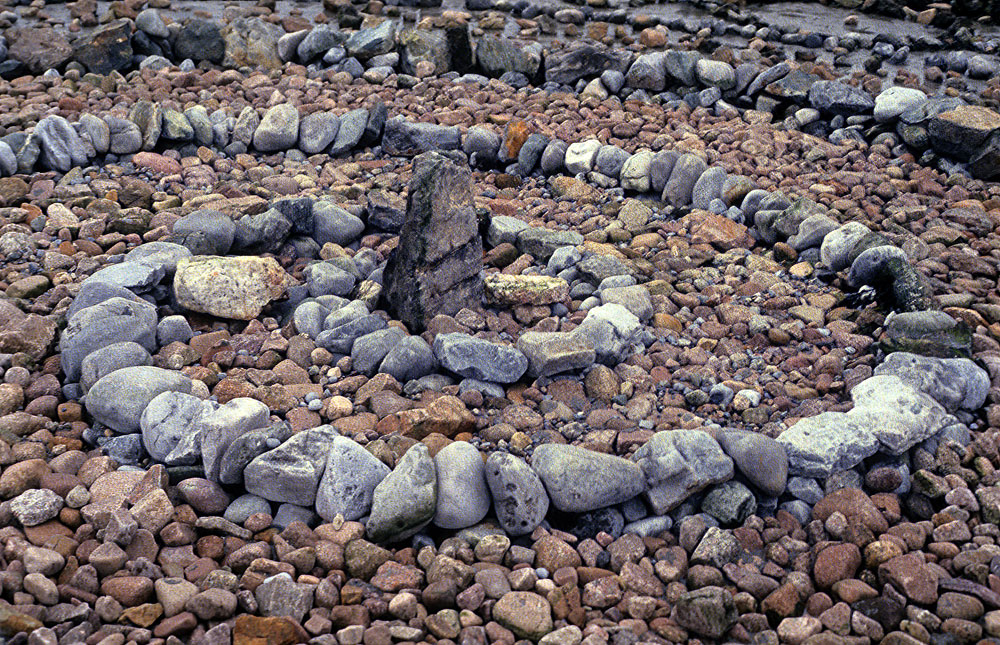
[
  {"left": 59, "top": 295, "right": 157, "bottom": 382},
  {"left": 35, "top": 116, "right": 89, "bottom": 173},
  {"left": 298, "top": 112, "right": 339, "bottom": 155},
  {"left": 85, "top": 261, "right": 164, "bottom": 293},
  {"left": 222, "top": 17, "right": 282, "bottom": 69},
  {"left": 820, "top": 222, "right": 870, "bottom": 271},
  {"left": 0, "top": 301, "right": 56, "bottom": 362},
  {"left": 174, "top": 256, "right": 290, "bottom": 320},
  {"left": 10, "top": 489, "right": 63, "bottom": 526},
  {"left": 701, "top": 481, "right": 756, "bottom": 525},
  {"left": 716, "top": 429, "right": 788, "bottom": 497},
  {"left": 8, "top": 27, "right": 72, "bottom": 75},
  {"left": 777, "top": 412, "right": 879, "bottom": 478},
  {"left": 367, "top": 444, "right": 438, "bottom": 543},
  {"left": 531, "top": 444, "right": 645, "bottom": 513},
  {"left": 433, "top": 333, "right": 528, "bottom": 383},
  {"left": 485, "top": 452, "right": 549, "bottom": 536},
  {"left": 663, "top": 154, "right": 708, "bottom": 207},
  {"left": 217, "top": 424, "right": 293, "bottom": 486},
  {"left": 346, "top": 21, "right": 396, "bottom": 60},
  {"left": 878, "top": 552, "right": 939, "bottom": 604},
  {"left": 75, "top": 19, "right": 133, "bottom": 74},
  {"left": 232, "top": 208, "right": 293, "bottom": 254},
  {"left": 814, "top": 543, "right": 862, "bottom": 589},
  {"left": 139, "top": 392, "right": 215, "bottom": 466},
  {"left": 882, "top": 310, "right": 970, "bottom": 358},
  {"left": 516, "top": 228, "right": 584, "bottom": 262},
  {"left": 382, "top": 117, "right": 462, "bottom": 156},
  {"left": 255, "top": 573, "right": 314, "bottom": 623},
  {"left": 929, "top": 105, "right": 1000, "bottom": 161},
  {"left": 492, "top": 592, "right": 553, "bottom": 641},
  {"left": 695, "top": 59, "right": 736, "bottom": 90},
  {"left": 544, "top": 42, "right": 632, "bottom": 85},
  {"left": 379, "top": 336, "right": 439, "bottom": 383},
  {"left": 329, "top": 108, "right": 367, "bottom": 156},
  {"left": 297, "top": 25, "right": 343, "bottom": 63},
  {"left": 848, "top": 245, "right": 909, "bottom": 288},
  {"left": 316, "top": 435, "right": 391, "bottom": 522},
  {"left": 174, "top": 19, "right": 225, "bottom": 64},
  {"left": 625, "top": 52, "right": 667, "bottom": 92},
  {"left": 873, "top": 352, "right": 989, "bottom": 412},
  {"left": 808, "top": 81, "right": 875, "bottom": 115},
  {"left": 850, "top": 375, "right": 951, "bottom": 455},
  {"left": 620, "top": 151, "right": 654, "bottom": 193},
  {"left": 313, "top": 202, "right": 364, "bottom": 247},
  {"left": 79, "top": 341, "right": 153, "bottom": 394},
  {"left": 601, "top": 285, "right": 653, "bottom": 322},
  {"left": 85, "top": 366, "right": 193, "bottom": 433},
  {"left": 483, "top": 274, "right": 569, "bottom": 306},
  {"left": 171, "top": 209, "right": 236, "bottom": 256},
  {"left": 433, "top": 441, "right": 491, "bottom": 529},
  {"left": 105, "top": 116, "right": 143, "bottom": 155},
  {"left": 564, "top": 139, "right": 602, "bottom": 175},
  {"left": 674, "top": 586, "right": 737, "bottom": 639},
  {"left": 874, "top": 87, "right": 928, "bottom": 123},
  {"left": 253, "top": 104, "right": 299, "bottom": 152},
  {"left": 125, "top": 241, "right": 192, "bottom": 276},
  {"left": 516, "top": 332, "right": 595, "bottom": 378},
  {"left": 382, "top": 152, "right": 483, "bottom": 332},
  {"left": 476, "top": 37, "right": 543, "bottom": 79},
  {"left": 244, "top": 425, "right": 340, "bottom": 506},
  {"left": 632, "top": 430, "right": 734, "bottom": 515}
]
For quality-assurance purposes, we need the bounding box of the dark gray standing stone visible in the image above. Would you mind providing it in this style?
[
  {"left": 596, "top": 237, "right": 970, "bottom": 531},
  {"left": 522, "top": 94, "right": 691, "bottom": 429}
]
[
  {"left": 625, "top": 52, "right": 667, "bottom": 92},
  {"left": 515, "top": 228, "right": 584, "bottom": 262},
  {"left": 297, "top": 25, "right": 344, "bottom": 63},
  {"left": 382, "top": 151, "right": 484, "bottom": 332},
  {"left": 664, "top": 50, "right": 700, "bottom": 86},
  {"left": 129, "top": 100, "right": 162, "bottom": 152},
  {"left": 361, "top": 102, "right": 388, "bottom": 147},
  {"left": 367, "top": 443, "right": 437, "bottom": 543},
  {"left": 315, "top": 435, "right": 391, "bottom": 522},
  {"left": 329, "top": 108, "right": 367, "bottom": 156},
  {"left": 174, "top": 19, "right": 225, "bottom": 64},
  {"left": 516, "top": 133, "right": 548, "bottom": 175},
  {"left": 662, "top": 153, "right": 708, "bottom": 207},
  {"left": 433, "top": 333, "right": 528, "bottom": 383},
  {"left": 351, "top": 328, "right": 406, "bottom": 376},
  {"left": 0, "top": 142, "right": 17, "bottom": 176},
  {"left": 124, "top": 241, "right": 192, "bottom": 276},
  {"left": 691, "top": 166, "right": 727, "bottom": 211},
  {"left": 808, "top": 80, "right": 875, "bottom": 116},
  {"left": 345, "top": 21, "right": 396, "bottom": 60},
  {"left": 701, "top": 481, "right": 757, "bottom": 525},
  {"left": 171, "top": 209, "right": 236, "bottom": 256},
  {"left": 160, "top": 109, "right": 194, "bottom": 142},
  {"left": 73, "top": 19, "right": 132, "bottom": 75},
  {"left": 485, "top": 452, "right": 549, "bottom": 536},
  {"left": 232, "top": 208, "right": 292, "bottom": 254},
  {"left": 232, "top": 107, "right": 260, "bottom": 147},
  {"left": 674, "top": 586, "right": 737, "bottom": 640},
  {"left": 382, "top": 117, "right": 462, "bottom": 157},
  {"left": 530, "top": 444, "right": 645, "bottom": 513},
  {"left": 540, "top": 139, "right": 568, "bottom": 175},
  {"left": 85, "top": 366, "right": 194, "bottom": 433},
  {"left": 594, "top": 146, "right": 630, "bottom": 179},
  {"left": 464, "top": 127, "right": 501, "bottom": 168},
  {"left": 299, "top": 113, "right": 339, "bottom": 155}
]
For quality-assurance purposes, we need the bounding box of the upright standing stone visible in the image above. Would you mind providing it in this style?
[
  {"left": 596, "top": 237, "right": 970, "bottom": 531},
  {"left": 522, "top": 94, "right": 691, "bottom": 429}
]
[{"left": 382, "top": 152, "right": 483, "bottom": 332}]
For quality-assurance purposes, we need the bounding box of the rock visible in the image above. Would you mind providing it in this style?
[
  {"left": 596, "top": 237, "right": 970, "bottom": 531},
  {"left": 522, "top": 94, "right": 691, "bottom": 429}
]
[
  {"left": 80, "top": 341, "right": 153, "bottom": 394},
  {"left": 399, "top": 28, "right": 449, "bottom": 75},
  {"left": 346, "top": 21, "right": 396, "bottom": 60},
  {"left": 105, "top": 116, "right": 143, "bottom": 155},
  {"left": 814, "top": 543, "right": 861, "bottom": 589},
  {"left": 848, "top": 245, "right": 909, "bottom": 287},
  {"left": 878, "top": 552, "right": 939, "bottom": 605},
  {"left": 232, "top": 208, "right": 293, "bottom": 254},
  {"left": 820, "top": 222, "right": 869, "bottom": 271},
  {"left": 10, "top": 489, "right": 63, "bottom": 526},
  {"left": 85, "top": 366, "right": 194, "bottom": 433},
  {"left": 874, "top": 352, "right": 989, "bottom": 412},
  {"left": 174, "top": 19, "right": 225, "bottom": 64},
  {"left": 484, "top": 274, "right": 568, "bottom": 306},
  {"left": 691, "top": 525, "right": 741, "bottom": 568},
  {"left": 701, "top": 481, "right": 756, "bottom": 525},
  {"left": 84, "top": 261, "right": 164, "bottom": 293},
  {"left": 433, "top": 333, "right": 527, "bottom": 383},
  {"left": 140, "top": 391, "right": 216, "bottom": 465},
  {"left": 172, "top": 209, "right": 236, "bottom": 256},
  {"left": 74, "top": 19, "right": 132, "bottom": 75},
  {"left": 516, "top": 228, "right": 584, "bottom": 262},
  {"left": 929, "top": 105, "right": 1000, "bottom": 161},
  {"left": 691, "top": 166, "right": 727, "bottom": 210},
  {"left": 315, "top": 436, "right": 390, "bottom": 522},
  {"left": 35, "top": 116, "right": 89, "bottom": 173},
  {"left": 253, "top": 104, "right": 299, "bottom": 152},
  {"left": 297, "top": 25, "right": 343, "bottom": 63},
  {"left": 808, "top": 81, "right": 875, "bottom": 115},
  {"left": 716, "top": 430, "right": 787, "bottom": 497},
  {"left": 663, "top": 154, "right": 707, "bottom": 207},
  {"left": 329, "top": 108, "right": 367, "bottom": 156},
  {"left": 620, "top": 151, "right": 654, "bottom": 193},
  {"left": 125, "top": 241, "right": 192, "bottom": 276},
  {"left": 476, "top": 37, "right": 543, "bottom": 79},
  {"left": 129, "top": 100, "right": 162, "bottom": 151},
  {"left": 60, "top": 294, "right": 157, "bottom": 381},
  {"left": 0, "top": 302, "right": 54, "bottom": 362},
  {"left": 492, "top": 592, "right": 553, "bottom": 641},
  {"left": 777, "top": 412, "right": 879, "bottom": 477},
  {"left": 244, "top": 425, "right": 340, "bottom": 506},
  {"left": 255, "top": 573, "right": 314, "bottom": 623},
  {"left": 352, "top": 328, "right": 406, "bottom": 376},
  {"left": 222, "top": 17, "right": 282, "bottom": 69},
  {"left": 173, "top": 256, "right": 290, "bottom": 320},
  {"left": 367, "top": 444, "right": 438, "bottom": 543},
  {"left": 198, "top": 398, "right": 272, "bottom": 482},
  {"left": 485, "top": 452, "right": 549, "bottom": 536},
  {"left": 695, "top": 59, "right": 736, "bottom": 90},
  {"left": 313, "top": 202, "right": 364, "bottom": 247},
  {"left": 217, "top": 424, "right": 293, "bottom": 486},
  {"left": 674, "top": 586, "right": 737, "bottom": 639},
  {"left": 544, "top": 42, "right": 632, "bottom": 85},
  {"left": 874, "top": 87, "right": 927, "bottom": 123},
  {"left": 298, "top": 112, "right": 340, "bottom": 155},
  {"left": 882, "top": 310, "right": 970, "bottom": 358},
  {"left": 464, "top": 127, "right": 501, "bottom": 167},
  {"left": 850, "top": 375, "right": 951, "bottom": 455},
  {"left": 136, "top": 9, "right": 169, "bottom": 38},
  {"left": 531, "top": 444, "right": 645, "bottom": 513},
  {"left": 633, "top": 430, "right": 734, "bottom": 515},
  {"left": 541, "top": 140, "right": 568, "bottom": 174},
  {"left": 433, "top": 441, "right": 491, "bottom": 529},
  {"left": 382, "top": 117, "right": 462, "bottom": 156},
  {"left": 379, "top": 336, "right": 438, "bottom": 383},
  {"left": 516, "top": 332, "right": 595, "bottom": 378},
  {"left": 600, "top": 285, "right": 653, "bottom": 322},
  {"left": 382, "top": 152, "right": 483, "bottom": 332},
  {"left": 7, "top": 27, "right": 72, "bottom": 75},
  {"left": 625, "top": 52, "right": 667, "bottom": 92},
  {"left": 564, "top": 139, "right": 602, "bottom": 175},
  {"left": 233, "top": 107, "right": 261, "bottom": 147},
  {"left": 306, "top": 262, "right": 356, "bottom": 298}
]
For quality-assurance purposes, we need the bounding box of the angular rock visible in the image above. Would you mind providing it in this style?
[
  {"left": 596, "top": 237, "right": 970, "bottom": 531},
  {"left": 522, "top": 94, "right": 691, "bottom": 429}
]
[
  {"left": 140, "top": 391, "right": 216, "bottom": 465},
  {"left": 663, "top": 154, "right": 708, "bottom": 207},
  {"left": 244, "top": 425, "right": 339, "bottom": 506},
  {"left": 433, "top": 333, "right": 527, "bottom": 383},
  {"left": 198, "top": 398, "right": 272, "bottom": 483},
  {"left": 674, "top": 586, "right": 737, "bottom": 639},
  {"left": 850, "top": 375, "right": 952, "bottom": 456},
  {"left": 874, "top": 352, "right": 989, "bottom": 412},
  {"left": 382, "top": 152, "right": 483, "bottom": 332},
  {"left": 60, "top": 297, "right": 158, "bottom": 382},
  {"left": 315, "top": 436, "right": 391, "bottom": 522},
  {"left": 367, "top": 444, "right": 437, "bottom": 543},
  {"left": 516, "top": 331, "right": 595, "bottom": 378},
  {"left": 74, "top": 19, "right": 132, "bottom": 75},
  {"left": 632, "top": 430, "right": 734, "bottom": 515},
  {"left": 808, "top": 81, "right": 875, "bottom": 116},
  {"left": 544, "top": 42, "right": 632, "bottom": 85},
  {"left": 476, "top": 37, "right": 543, "bottom": 79},
  {"left": 222, "top": 17, "right": 282, "bottom": 70},
  {"left": 929, "top": 105, "right": 1000, "bottom": 162},
  {"left": 173, "top": 256, "right": 290, "bottom": 320},
  {"left": 382, "top": 117, "right": 462, "bottom": 157},
  {"left": 777, "top": 413, "right": 879, "bottom": 478}
]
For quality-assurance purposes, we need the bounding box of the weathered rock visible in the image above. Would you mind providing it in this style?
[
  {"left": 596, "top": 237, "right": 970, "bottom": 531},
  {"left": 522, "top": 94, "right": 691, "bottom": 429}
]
[
  {"left": 674, "top": 586, "right": 737, "bottom": 639},
  {"left": 873, "top": 352, "right": 989, "bottom": 412},
  {"left": 173, "top": 256, "right": 290, "bottom": 320},
  {"left": 433, "top": 441, "right": 491, "bottom": 530},
  {"left": 140, "top": 392, "right": 217, "bottom": 465},
  {"left": 485, "top": 452, "right": 549, "bottom": 536},
  {"left": 382, "top": 117, "right": 462, "bottom": 157},
  {"left": 544, "top": 42, "right": 632, "bottom": 85},
  {"left": 244, "top": 425, "right": 340, "bottom": 506},
  {"left": 382, "top": 152, "right": 483, "bottom": 332},
  {"left": 85, "top": 367, "right": 194, "bottom": 433},
  {"left": 253, "top": 104, "right": 299, "bottom": 152},
  {"left": 632, "top": 430, "right": 734, "bottom": 515},
  {"left": 476, "top": 37, "right": 543, "bottom": 79},
  {"left": 222, "top": 17, "right": 282, "bottom": 69},
  {"left": 367, "top": 444, "right": 437, "bottom": 543},
  {"left": 433, "top": 333, "right": 527, "bottom": 383},
  {"left": 531, "top": 444, "right": 645, "bottom": 513},
  {"left": 716, "top": 430, "right": 788, "bottom": 498},
  {"left": 492, "top": 592, "right": 553, "bottom": 641},
  {"left": 316, "top": 436, "right": 391, "bottom": 522},
  {"left": 73, "top": 19, "right": 132, "bottom": 75},
  {"left": 516, "top": 332, "right": 596, "bottom": 378}
]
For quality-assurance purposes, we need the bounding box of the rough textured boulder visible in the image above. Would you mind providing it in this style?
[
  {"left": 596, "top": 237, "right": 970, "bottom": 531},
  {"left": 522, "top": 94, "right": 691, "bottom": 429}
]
[{"left": 382, "top": 151, "right": 483, "bottom": 332}]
